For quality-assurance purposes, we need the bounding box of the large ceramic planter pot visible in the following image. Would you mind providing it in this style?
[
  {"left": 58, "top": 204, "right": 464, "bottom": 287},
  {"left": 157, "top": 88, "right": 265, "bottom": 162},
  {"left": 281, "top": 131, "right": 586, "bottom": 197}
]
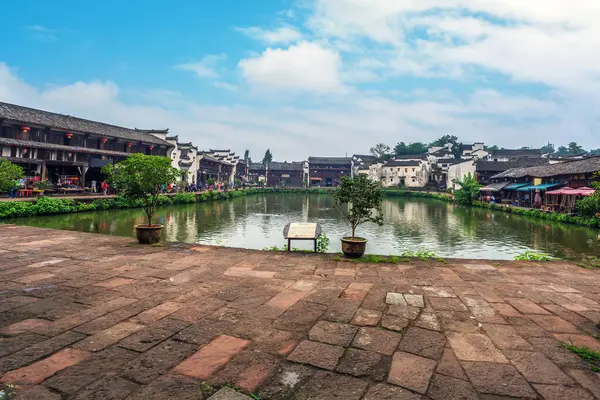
[
  {"left": 340, "top": 237, "right": 368, "bottom": 259},
  {"left": 135, "top": 224, "right": 163, "bottom": 244}
]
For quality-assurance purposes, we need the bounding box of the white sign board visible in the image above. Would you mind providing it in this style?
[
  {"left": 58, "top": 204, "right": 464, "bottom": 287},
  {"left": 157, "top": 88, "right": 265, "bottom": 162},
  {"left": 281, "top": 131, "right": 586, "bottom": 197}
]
[{"left": 287, "top": 223, "right": 317, "bottom": 239}]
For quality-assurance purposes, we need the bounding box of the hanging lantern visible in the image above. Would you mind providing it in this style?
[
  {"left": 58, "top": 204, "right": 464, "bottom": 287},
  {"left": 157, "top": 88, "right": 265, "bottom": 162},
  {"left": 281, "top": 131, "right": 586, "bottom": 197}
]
[
  {"left": 66, "top": 133, "right": 73, "bottom": 139},
  {"left": 101, "top": 138, "right": 108, "bottom": 144},
  {"left": 68, "top": 153, "right": 72, "bottom": 157},
  {"left": 127, "top": 142, "right": 133, "bottom": 148},
  {"left": 23, "top": 148, "right": 28, "bottom": 154},
  {"left": 21, "top": 126, "right": 30, "bottom": 133},
  {"left": 149, "top": 145, "right": 155, "bottom": 150}
]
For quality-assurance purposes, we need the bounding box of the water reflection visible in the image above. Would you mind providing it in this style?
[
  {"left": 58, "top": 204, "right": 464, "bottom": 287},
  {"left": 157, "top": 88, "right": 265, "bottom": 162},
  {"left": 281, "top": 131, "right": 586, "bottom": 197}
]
[{"left": 4, "top": 194, "right": 599, "bottom": 260}]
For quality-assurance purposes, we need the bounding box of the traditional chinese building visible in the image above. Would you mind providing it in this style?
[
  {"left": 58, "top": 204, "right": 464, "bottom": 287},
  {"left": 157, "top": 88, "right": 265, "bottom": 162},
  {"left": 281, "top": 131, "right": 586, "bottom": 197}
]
[
  {"left": 0, "top": 102, "right": 172, "bottom": 188},
  {"left": 266, "top": 161, "right": 307, "bottom": 187},
  {"left": 248, "top": 163, "right": 266, "bottom": 184},
  {"left": 307, "top": 157, "right": 352, "bottom": 187}
]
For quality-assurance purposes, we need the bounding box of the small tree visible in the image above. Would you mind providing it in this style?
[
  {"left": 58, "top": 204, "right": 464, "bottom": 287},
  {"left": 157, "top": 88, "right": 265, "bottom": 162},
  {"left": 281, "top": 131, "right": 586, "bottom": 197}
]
[
  {"left": 262, "top": 149, "right": 273, "bottom": 165},
  {"left": 102, "top": 154, "right": 181, "bottom": 226},
  {"left": 452, "top": 172, "right": 481, "bottom": 205},
  {"left": 333, "top": 175, "right": 384, "bottom": 238},
  {"left": 0, "top": 159, "right": 24, "bottom": 192}
]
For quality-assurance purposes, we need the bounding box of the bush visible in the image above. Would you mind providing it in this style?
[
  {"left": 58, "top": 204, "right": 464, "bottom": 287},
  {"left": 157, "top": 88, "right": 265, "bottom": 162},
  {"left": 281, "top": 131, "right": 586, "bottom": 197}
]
[{"left": 173, "top": 193, "right": 196, "bottom": 204}]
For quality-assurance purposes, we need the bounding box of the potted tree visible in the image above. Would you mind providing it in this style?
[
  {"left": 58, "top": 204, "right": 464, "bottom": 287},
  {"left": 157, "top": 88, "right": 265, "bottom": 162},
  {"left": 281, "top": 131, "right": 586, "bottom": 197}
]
[
  {"left": 333, "top": 175, "right": 384, "bottom": 258},
  {"left": 102, "top": 154, "right": 181, "bottom": 244}
]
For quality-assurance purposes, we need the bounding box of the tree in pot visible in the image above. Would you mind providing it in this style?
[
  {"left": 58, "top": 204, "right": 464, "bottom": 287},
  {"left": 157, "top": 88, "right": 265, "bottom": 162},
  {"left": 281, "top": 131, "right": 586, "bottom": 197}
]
[
  {"left": 333, "top": 175, "right": 384, "bottom": 258},
  {"left": 102, "top": 154, "right": 181, "bottom": 244}
]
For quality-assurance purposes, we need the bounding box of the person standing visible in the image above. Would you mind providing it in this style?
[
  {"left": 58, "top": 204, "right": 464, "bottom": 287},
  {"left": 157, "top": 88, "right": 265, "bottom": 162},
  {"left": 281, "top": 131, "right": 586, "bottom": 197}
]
[
  {"left": 101, "top": 180, "right": 109, "bottom": 195},
  {"left": 91, "top": 180, "right": 97, "bottom": 193}
]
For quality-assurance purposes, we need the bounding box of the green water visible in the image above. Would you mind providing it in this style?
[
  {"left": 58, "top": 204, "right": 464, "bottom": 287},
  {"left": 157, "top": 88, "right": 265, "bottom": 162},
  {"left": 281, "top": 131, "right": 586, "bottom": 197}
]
[{"left": 4, "top": 193, "right": 600, "bottom": 260}]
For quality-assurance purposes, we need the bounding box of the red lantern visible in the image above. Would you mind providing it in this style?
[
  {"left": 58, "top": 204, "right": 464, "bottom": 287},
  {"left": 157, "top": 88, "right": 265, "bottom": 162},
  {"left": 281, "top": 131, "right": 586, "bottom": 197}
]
[
  {"left": 21, "top": 126, "right": 30, "bottom": 133},
  {"left": 23, "top": 148, "right": 28, "bottom": 154},
  {"left": 149, "top": 145, "right": 155, "bottom": 150},
  {"left": 66, "top": 133, "right": 73, "bottom": 139},
  {"left": 101, "top": 138, "right": 108, "bottom": 144},
  {"left": 127, "top": 142, "right": 133, "bottom": 148},
  {"left": 68, "top": 153, "right": 72, "bottom": 157}
]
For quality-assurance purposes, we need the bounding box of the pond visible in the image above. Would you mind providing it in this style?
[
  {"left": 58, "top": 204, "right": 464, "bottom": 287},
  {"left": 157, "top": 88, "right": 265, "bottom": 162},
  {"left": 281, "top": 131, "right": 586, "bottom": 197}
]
[{"left": 4, "top": 193, "right": 600, "bottom": 260}]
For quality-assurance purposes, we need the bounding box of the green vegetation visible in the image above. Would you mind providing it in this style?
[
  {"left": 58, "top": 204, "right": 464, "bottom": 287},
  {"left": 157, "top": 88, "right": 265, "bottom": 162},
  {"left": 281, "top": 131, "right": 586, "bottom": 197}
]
[
  {"left": 513, "top": 251, "right": 553, "bottom": 261},
  {"left": 561, "top": 342, "right": 600, "bottom": 372},
  {"left": 102, "top": 154, "right": 181, "bottom": 226},
  {"left": 0, "top": 384, "right": 15, "bottom": 400},
  {"left": 0, "top": 159, "right": 24, "bottom": 192},
  {"left": 473, "top": 200, "right": 600, "bottom": 229},
  {"left": 452, "top": 173, "right": 481, "bottom": 205},
  {"left": 333, "top": 175, "right": 384, "bottom": 238},
  {"left": 577, "top": 173, "right": 600, "bottom": 218},
  {"left": 400, "top": 248, "right": 441, "bottom": 260},
  {"left": 316, "top": 233, "right": 330, "bottom": 253}
]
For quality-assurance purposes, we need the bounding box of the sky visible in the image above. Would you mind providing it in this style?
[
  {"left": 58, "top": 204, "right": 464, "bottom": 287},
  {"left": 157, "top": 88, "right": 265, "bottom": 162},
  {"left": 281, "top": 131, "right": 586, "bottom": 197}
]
[{"left": 1, "top": 0, "right": 599, "bottom": 161}]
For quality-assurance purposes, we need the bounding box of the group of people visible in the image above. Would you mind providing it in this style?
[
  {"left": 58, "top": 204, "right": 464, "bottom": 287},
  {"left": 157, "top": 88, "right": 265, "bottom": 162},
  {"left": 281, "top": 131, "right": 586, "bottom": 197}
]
[{"left": 90, "top": 180, "right": 110, "bottom": 195}]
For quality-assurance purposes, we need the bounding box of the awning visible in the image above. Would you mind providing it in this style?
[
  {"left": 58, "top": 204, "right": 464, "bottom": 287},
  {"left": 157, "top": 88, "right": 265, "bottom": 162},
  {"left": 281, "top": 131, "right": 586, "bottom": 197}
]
[
  {"left": 310, "top": 177, "right": 322, "bottom": 181},
  {"left": 516, "top": 182, "right": 565, "bottom": 192},
  {"left": 504, "top": 182, "right": 530, "bottom": 190},
  {"left": 546, "top": 187, "right": 576, "bottom": 195},
  {"left": 480, "top": 182, "right": 510, "bottom": 192}
]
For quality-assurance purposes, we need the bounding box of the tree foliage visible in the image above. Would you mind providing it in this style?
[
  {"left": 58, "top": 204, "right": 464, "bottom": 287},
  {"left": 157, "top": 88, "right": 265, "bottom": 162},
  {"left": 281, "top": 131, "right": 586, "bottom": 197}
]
[
  {"left": 485, "top": 145, "right": 500, "bottom": 152},
  {"left": 333, "top": 175, "right": 384, "bottom": 238},
  {"left": 556, "top": 142, "right": 585, "bottom": 156},
  {"left": 102, "top": 154, "right": 181, "bottom": 226},
  {"left": 540, "top": 143, "right": 555, "bottom": 154},
  {"left": 369, "top": 143, "right": 393, "bottom": 161},
  {"left": 429, "top": 135, "right": 462, "bottom": 159},
  {"left": 577, "top": 172, "right": 600, "bottom": 217},
  {"left": 394, "top": 142, "right": 428, "bottom": 156},
  {"left": 0, "top": 159, "right": 24, "bottom": 192},
  {"left": 262, "top": 149, "right": 273, "bottom": 165},
  {"left": 452, "top": 173, "right": 481, "bottom": 205}
]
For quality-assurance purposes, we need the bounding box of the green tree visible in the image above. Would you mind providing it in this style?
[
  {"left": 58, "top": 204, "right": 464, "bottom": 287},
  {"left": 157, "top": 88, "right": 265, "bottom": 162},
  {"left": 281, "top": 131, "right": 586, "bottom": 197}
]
[
  {"left": 429, "top": 135, "right": 461, "bottom": 159},
  {"left": 369, "top": 143, "right": 392, "bottom": 161},
  {"left": 102, "top": 154, "right": 181, "bottom": 226},
  {"left": 0, "top": 159, "right": 24, "bottom": 192},
  {"left": 540, "top": 143, "right": 555, "bottom": 154},
  {"left": 452, "top": 173, "right": 481, "bottom": 205},
  {"left": 568, "top": 141, "right": 584, "bottom": 155},
  {"left": 262, "top": 149, "right": 273, "bottom": 165},
  {"left": 333, "top": 175, "right": 384, "bottom": 238},
  {"left": 485, "top": 145, "right": 500, "bottom": 152},
  {"left": 556, "top": 146, "right": 569, "bottom": 155},
  {"left": 577, "top": 172, "right": 600, "bottom": 217},
  {"left": 394, "top": 141, "right": 428, "bottom": 156},
  {"left": 429, "top": 134, "right": 458, "bottom": 148}
]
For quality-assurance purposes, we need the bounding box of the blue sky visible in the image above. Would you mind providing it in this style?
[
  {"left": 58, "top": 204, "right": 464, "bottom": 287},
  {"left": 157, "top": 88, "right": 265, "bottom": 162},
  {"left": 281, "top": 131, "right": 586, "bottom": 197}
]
[{"left": 1, "top": 0, "right": 599, "bottom": 160}]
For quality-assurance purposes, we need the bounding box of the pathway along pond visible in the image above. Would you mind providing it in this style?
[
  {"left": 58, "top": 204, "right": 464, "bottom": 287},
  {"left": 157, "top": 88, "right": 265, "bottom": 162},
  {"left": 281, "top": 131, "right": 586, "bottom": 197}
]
[{"left": 4, "top": 193, "right": 600, "bottom": 261}]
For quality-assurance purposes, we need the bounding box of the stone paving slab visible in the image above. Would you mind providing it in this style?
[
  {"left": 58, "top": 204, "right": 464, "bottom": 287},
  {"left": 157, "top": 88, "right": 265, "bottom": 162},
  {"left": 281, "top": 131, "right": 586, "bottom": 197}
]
[{"left": 1, "top": 225, "right": 600, "bottom": 399}]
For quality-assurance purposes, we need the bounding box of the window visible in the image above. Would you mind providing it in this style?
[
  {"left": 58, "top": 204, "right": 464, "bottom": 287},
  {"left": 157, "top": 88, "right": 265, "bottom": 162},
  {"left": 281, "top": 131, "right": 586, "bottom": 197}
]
[
  {"left": 405, "top": 168, "right": 408, "bottom": 172},
  {"left": 390, "top": 178, "right": 394, "bottom": 183},
  {"left": 412, "top": 168, "right": 415, "bottom": 172},
  {"left": 397, "top": 168, "right": 400, "bottom": 172}
]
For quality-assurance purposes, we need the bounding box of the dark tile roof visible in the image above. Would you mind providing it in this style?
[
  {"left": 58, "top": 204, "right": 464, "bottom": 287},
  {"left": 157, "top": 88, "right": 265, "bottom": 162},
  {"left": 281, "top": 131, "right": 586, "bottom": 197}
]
[
  {"left": 382, "top": 160, "right": 421, "bottom": 167},
  {"left": 209, "top": 149, "right": 230, "bottom": 153},
  {"left": 491, "top": 156, "right": 600, "bottom": 179},
  {"left": 461, "top": 144, "right": 474, "bottom": 151},
  {"left": 249, "top": 163, "right": 266, "bottom": 170},
  {"left": 0, "top": 137, "right": 130, "bottom": 157},
  {"left": 476, "top": 158, "right": 549, "bottom": 172},
  {"left": 165, "top": 135, "right": 178, "bottom": 140},
  {"left": 436, "top": 157, "right": 461, "bottom": 165},
  {"left": 0, "top": 102, "right": 171, "bottom": 146},
  {"left": 268, "top": 161, "right": 304, "bottom": 171},
  {"left": 135, "top": 129, "right": 169, "bottom": 134},
  {"left": 308, "top": 157, "right": 352, "bottom": 166},
  {"left": 487, "top": 149, "right": 542, "bottom": 158},
  {"left": 393, "top": 154, "right": 428, "bottom": 160}
]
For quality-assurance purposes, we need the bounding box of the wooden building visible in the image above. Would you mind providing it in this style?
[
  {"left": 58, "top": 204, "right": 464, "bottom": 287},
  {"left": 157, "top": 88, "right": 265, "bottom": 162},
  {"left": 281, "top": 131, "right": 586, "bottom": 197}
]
[
  {"left": 0, "top": 102, "right": 172, "bottom": 189},
  {"left": 476, "top": 158, "right": 549, "bottom": 185},
  {"left": 248, "top": 163, "right": 266, "bottom": 184},
  {"left": 267, "top": 161, "right": 306, "bottom": 187},
  {"left": 307, "top": 157, "right": 352, "bottom": 187}
]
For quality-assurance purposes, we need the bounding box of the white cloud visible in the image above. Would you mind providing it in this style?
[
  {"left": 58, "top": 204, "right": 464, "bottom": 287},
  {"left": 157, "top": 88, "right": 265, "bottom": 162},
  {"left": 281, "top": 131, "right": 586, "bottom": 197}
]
[
  {"left": 174, "top": 54, "right": 227, "bottom": 79},
  {"left": 239, "top": 42, "right": 346, "bottom": 93},
  {"left": 213, "top": 81, "right": 238, "bottom": 92},
  {"left": 2, "top": 61, "right": 598, "bottom": 162},
  {"left": 306, "top": 0, "right": 600, "bottom": 93},
  {"left": 236, "top": 26, "right": 303, "bottom": 44},
  {"left": 24, "top": 25, "right": 57, "bottom": 42}
]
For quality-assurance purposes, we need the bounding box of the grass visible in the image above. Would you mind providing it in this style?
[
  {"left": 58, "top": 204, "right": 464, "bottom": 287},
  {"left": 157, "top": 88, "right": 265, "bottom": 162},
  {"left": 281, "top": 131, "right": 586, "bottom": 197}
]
[
  {"left": 560, "top": 342, "right": 600, "bottom": 371},
  {"left": 513, "top": 250, "right": 553, "bottom": 262}
]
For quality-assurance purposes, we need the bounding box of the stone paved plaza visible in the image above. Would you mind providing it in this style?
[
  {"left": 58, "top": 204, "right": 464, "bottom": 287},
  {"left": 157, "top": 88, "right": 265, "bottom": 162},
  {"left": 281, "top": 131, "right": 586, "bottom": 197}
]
[{"left": 1, "top": 225, "right": 600, "bottom": 399}]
